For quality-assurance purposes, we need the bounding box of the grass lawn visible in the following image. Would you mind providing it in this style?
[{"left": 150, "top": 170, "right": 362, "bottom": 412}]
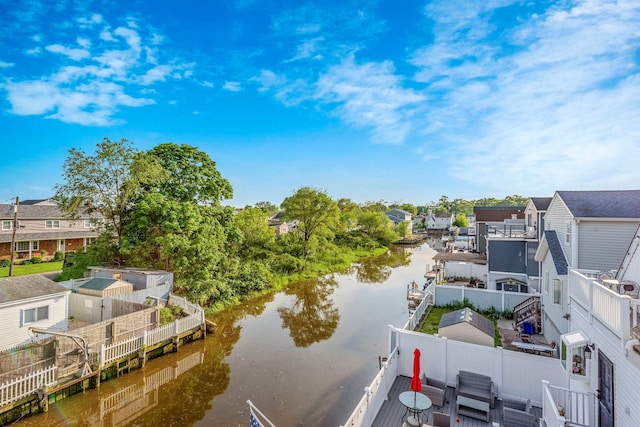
[
  {"left": 0, "top": 261, "right": 63, "bottom": 278},
  {"left": 418, "top": 306, "right": 504, "bottom": 347}
]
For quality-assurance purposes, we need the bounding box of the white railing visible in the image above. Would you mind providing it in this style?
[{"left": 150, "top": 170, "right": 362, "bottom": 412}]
[
  {"left": 570, "top": 269, "right": 632, "bottom": 342},
  {"left": 542, "top": 381, "right": 594, "bottom": 427},
  {"left": 541, "top": 380, "right": 565, "bottom": 427},
  {"left": 146, "top": 323, "right": 174, "bottom": 346},
  {"left": 404, "top": 282, "right": 434, "bottom": 331},
  {"left": 0, "top": 365, "right": 56, "bottom": 407},
  {"left": 101, "top": 336, "right": 144, "bottom": 367},
  {"left": 176, "top": 314, "right": 201, "bottom": 334},
  {"left": 340, "top": 345, "right": 400, "bottom": 427}
]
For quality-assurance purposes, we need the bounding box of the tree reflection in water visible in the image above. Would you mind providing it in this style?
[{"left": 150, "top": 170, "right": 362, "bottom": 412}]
[
  {"left": 350, "top": 245, "right": 412, "bottom": 284},
  {"left": 278, "top": 275, "right": 340, "bottom": 347}
]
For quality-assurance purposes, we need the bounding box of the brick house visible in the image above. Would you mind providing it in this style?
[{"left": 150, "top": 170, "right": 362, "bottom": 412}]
[{"left": 0, "top": 199, "right": 100, "bottom": 261}]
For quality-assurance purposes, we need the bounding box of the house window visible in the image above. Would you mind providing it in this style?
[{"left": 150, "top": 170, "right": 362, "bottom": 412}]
[
  {"left": 23, "top": 306, "right": 49, "bottom": 324},
  {"left": 45, "top": 220, "right": 60, "bottom": 229},
  {"left": 15, "top": 241, "right": 38, "bottom": 252},
  {"left": 565, "top": 221, "right": 572, "bottom": 245},
  {"left": 83, "top": 219, "right": 91, "bottom": 228},
  {"left": 2, "top": 220, "right": 12, "bottom": 230},
  {"left": 544, "top": 272, "right": 550, "bottom": 295},
  {"left": 553, "top": 279, "right": 563, "bottom": 305}
]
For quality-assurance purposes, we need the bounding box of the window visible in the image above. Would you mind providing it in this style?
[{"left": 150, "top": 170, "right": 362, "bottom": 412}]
[
  {"left": 83, "top": 219, "right": 92, "bottom": 228},
  {"left": 23, "top": 306, "right": 49, "bottom": 324},
  {"left": 553, "top": 279, "right": 563, "bottom": 305},
  {"left": 45, "top": 220, "right": 60, "bottom": 229},
  {"left": 2, "top": 220, "right": 12, "bottom": 230},
  {"left": 544, "top": 272, "right": 550, "bottom": 294},
  {"left": 565, "top": 221, "right": 572, "bottom": 245},
  {"left": 15, "top": 241, "right": 38, "bottom": 252}
]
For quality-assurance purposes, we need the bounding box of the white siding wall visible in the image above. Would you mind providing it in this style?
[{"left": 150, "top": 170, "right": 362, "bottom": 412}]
[
  {"left": 544, "top": 196, "right": 574, "bottom": 265},
  {"left": 570, "top": 305, "right": 640, "bottom": 427},
  {"left": 0, "top": 293, "right": 69, "bottom": 350},
  {"left": 577, "top": 221, "right": 640, "bottom": 271},
  {"left": 540, "top": 254, "right": 569, "bottom": 340}
]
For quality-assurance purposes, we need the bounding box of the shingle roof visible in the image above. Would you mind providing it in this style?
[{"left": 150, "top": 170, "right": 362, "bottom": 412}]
[
  {"left": 544, "top": 230, "right": 568, "bottom": 275},
  {"left": 557, "top": 190, "right": 640, "bottom": 219},
  {"left": 439, "top": 307, "right": 495, "bottom": 338},
  {"left": 79, "top": 277, "right": 119, "bottom": 291},
  {"left": 0, "top": 230, "right": 99, "bottom": 244},
  {"left": 0, "top": 276, "right": 69, "bottom": 304},
  {"left": 530, "top": 197, "right": 552, "bottom": 211},
  {"left": 0, "top": 204, "right": 93, "bottom": 220}
]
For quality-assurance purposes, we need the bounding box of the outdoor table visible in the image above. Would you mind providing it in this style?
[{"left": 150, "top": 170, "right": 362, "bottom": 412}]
[
  {"left": 512, "top": 341, "right": 556, "bottom": 355},
  {"left": 399, "top": 391, "right": 432, "bottom": 426}
]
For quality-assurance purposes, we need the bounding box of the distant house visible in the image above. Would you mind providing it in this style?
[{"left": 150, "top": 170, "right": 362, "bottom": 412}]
[
  {"left": 0, "top": 275, "right": 70, "bottom": 351},
  {"left": 385, "top": 209, "right": 413, "bottom": 236},
  {"left": 0, "top": 199, "right": 100, "bottom": 261},
  {"left": 474, "top": 206, "right": 525, "bottom": 254},
  {"left": 438, "top": 307, "right": 495, "bottom": 347},
  {"left": 268, "top": 221, "right": 289, "bottom": 236},
  {"left": 425, "top": 212, "right": 454, "bottom": 230}
]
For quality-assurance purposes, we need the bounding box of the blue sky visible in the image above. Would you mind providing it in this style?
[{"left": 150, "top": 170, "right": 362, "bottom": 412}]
[{"left": 1, "top": 0, "right": 639, "bottom": 208}]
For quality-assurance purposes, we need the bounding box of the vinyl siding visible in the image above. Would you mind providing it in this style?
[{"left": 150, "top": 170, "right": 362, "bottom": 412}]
[
  {"left": 577, "top": 221, "right": 640, "bottom": 270},
  {"left": 0, "top": 294, "right": 69, "bottom": 350},
  {"left": 544, "top": 197, "right": 574, "bottom": 264}
]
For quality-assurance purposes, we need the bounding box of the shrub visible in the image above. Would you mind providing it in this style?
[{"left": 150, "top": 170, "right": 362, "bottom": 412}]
[
  {"left": 30, "top": 256, "right": 42, "bottom": 264},
  {"left": 54, "top": 251, "right": 65, "bottom": 261},
  {"left": 21, "top": 259, "right": 33, "bottom": 265},
  {"left": 0, "top": 259, "right": 10, "bottom": 268}
]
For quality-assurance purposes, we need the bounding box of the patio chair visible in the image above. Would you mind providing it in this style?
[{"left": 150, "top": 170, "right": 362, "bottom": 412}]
[
  {"left": 432, "top": 412, "right": 450, "bottom": 427},
  {"left": 503, "top": 398, "right": 535, "bottom": 427},
  {"left": 420, "top": 373, "right": 446, "bottom": 407}
]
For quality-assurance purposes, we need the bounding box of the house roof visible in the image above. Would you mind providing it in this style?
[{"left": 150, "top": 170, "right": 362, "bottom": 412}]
[
  {"left": 20, "top": 199, "right": 58, "bottom": 206},
  {"left": 435, "top": 212, "right": 453, "bottom": 218},
  {"left": 473, "top": 206, "right": 525, "bottom": 221},
  {"left": 530, "top": 197, "right": 552, "bottom": 210},
  {"left": 0, "top": 275, "right": 69, "bottom": 304},
  {"left": 0, "top": 203, "right": 94, "bottom": 220},
  {"left": 557, "top": 190, "right": 640, "bottom": 219},
  {"left": 79, "top": 277, "right": 120, "bottom": 291},
  {"left": 439, "top": 307, "right": 495, "bottom": 338},
  {"left": 544, "top": 230, "right": 568, "bottom": 275}
]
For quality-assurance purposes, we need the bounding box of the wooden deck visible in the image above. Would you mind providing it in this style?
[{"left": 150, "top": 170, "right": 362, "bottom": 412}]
[{"left": 372, "top": 376, "right": 541, "bottom": 427}]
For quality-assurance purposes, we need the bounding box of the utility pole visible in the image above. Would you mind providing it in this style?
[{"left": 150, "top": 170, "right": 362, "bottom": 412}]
[{"left": 9, "top": 197, "right": 19, "bottom": 277}]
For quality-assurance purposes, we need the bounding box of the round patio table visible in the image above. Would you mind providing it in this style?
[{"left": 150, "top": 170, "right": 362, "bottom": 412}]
[{"left": 399, "top": 391, "right": 432, "bottom": 426}]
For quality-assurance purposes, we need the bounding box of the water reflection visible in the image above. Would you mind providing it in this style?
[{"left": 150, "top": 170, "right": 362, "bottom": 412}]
[
  {"left": 277, "top": 275, "right": 339, "bottom": 347},
  {"left": 349, "top": 247, "right": 412, "bottom": 284}
]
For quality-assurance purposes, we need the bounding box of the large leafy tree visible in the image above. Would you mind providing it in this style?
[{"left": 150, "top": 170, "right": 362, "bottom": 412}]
[
  {"left": 54, "top": 138, "right": 145, "bottom": 264},
  {"left": 280, "top": 187, "right": 340, "bottom": 257}
]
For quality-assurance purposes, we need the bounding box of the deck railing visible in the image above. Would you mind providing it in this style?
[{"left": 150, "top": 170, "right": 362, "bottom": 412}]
[
  {"left": 542, "top": 380, "right": 594, "bottom": 427},
  {"left": 340, "top": 344, "right": 400, "bottom": 427},
  {"left": 404, "top": 282, "right": 434, "bottom": 331},
  {"left": 0, "top": 365, "right": 56, "bottom": 407}
]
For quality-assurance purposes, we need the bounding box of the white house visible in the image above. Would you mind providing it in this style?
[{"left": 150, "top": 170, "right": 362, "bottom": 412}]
[
  {"left": 535, "top": 190, "right": 640, "bottom": 347},
  {"left": 425, "top": 212, "right": 454, "bottom": 230},
  {"left": 0, "top": 275, "right": 70, "bottom": 351}
]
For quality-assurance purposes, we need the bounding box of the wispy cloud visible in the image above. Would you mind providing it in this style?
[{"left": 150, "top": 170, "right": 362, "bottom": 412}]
[
  {"left": 223, "top": 81, "right": 241, "bottom": 92},
  {"left": 2, "top": 13, "right": 191, "bottom": 126},
  {"left": 0, "top": 61, "right": 14, "bottom": 68},
  {"left": 410, "top": 0, "right": 640, "bottom": 193}
]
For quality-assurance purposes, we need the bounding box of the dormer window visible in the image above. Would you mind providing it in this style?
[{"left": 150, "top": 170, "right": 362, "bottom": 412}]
[{"left": 45, "top": 220, "right": 60, "bottom": 229}]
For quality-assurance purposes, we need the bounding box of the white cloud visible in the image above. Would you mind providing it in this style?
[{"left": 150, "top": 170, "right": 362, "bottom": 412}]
[
  {"left": 45, "top": 44, "right": 90, "bottom": 61},
  {"left": 0, "top": 61, "right": 14, "bottom": 68},
  {"left": 4, "top": 14, "right": 188, "bottom": 126},
  {"left": 24, "top": 47, "right": 42, "bottom": 56},
  {"left": 223, "top": 81, "right": 241, "bottom": 92},
  {"left": 201, "top": 80, "right": 214, "bottom": 88},
  {"left": 252, "top": 69, "right": 286, "bottom": 92},
  {"left": 409, "top": 0, "right": 640, "bottom": 193},
  {"left": 314, "top": 57, "right": 425, "bottom": 144}
]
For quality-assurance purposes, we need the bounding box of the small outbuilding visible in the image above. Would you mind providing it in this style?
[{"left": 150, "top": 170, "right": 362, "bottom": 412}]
[
  {"left": 78, "top": 277, "right": 133, "bottom": 297},
  {"left": 438, "top": 307, "right": 495, "bottom": 347}
]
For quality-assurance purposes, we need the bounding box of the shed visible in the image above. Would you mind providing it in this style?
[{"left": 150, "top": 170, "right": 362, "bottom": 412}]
[
  {"left": 438, "top": 307, "right": 495, "bottom": 347},
  {"left": 78, "top": 277, "right": 133, "bottom": 297}
]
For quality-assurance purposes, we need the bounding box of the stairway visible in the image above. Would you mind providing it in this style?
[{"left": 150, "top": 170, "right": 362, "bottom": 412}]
[{"left": 513, "top": 296, "right": 541, "bottom": 333}]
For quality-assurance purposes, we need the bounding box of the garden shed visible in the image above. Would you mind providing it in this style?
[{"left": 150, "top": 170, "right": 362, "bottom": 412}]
[
  {"left": 438, "top": 307, "right": 495, "bottom": 347},
  {"left": 78, "top": 277, "right": 133, "bottom": 297}
]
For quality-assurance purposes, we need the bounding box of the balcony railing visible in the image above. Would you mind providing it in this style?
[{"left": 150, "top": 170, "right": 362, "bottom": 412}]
[{"left": 542, "top": 380, "right": 595, "bottom": 427}]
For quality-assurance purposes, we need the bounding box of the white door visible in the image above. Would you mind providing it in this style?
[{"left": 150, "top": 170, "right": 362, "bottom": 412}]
[{"left": 58, "top": 239, "right": 65, "bottom": 251}]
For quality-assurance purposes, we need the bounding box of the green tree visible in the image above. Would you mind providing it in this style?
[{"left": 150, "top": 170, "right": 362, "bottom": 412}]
[
  {"left": 453, "top": 213, "right": 469, "bottom": 227},
  {"left": 233, "top": 207, "right": 275, "bottom": 259},
  {"left": 357, "top": 211, "right": 399, "bottom": 245},
  {"left": 54, "top": 138, "right": 144, "bottom": 265},
  {"left": 280, "top": 187, "right": 340, "bottom": 257}
]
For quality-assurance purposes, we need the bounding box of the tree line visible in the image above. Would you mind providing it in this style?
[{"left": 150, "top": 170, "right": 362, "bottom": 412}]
[{"left": 54, "top": 138, "right": 406, "bottom": 308}]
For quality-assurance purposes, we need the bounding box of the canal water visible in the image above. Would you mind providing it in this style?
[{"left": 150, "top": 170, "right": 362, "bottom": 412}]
[{"left": 19, "top": 241, "right": 438, "bottom": 427}]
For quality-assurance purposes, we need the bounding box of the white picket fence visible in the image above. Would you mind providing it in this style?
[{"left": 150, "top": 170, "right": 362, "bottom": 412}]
[{"left": 0, "top": 365, "right": 56, "bottom": 407}]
